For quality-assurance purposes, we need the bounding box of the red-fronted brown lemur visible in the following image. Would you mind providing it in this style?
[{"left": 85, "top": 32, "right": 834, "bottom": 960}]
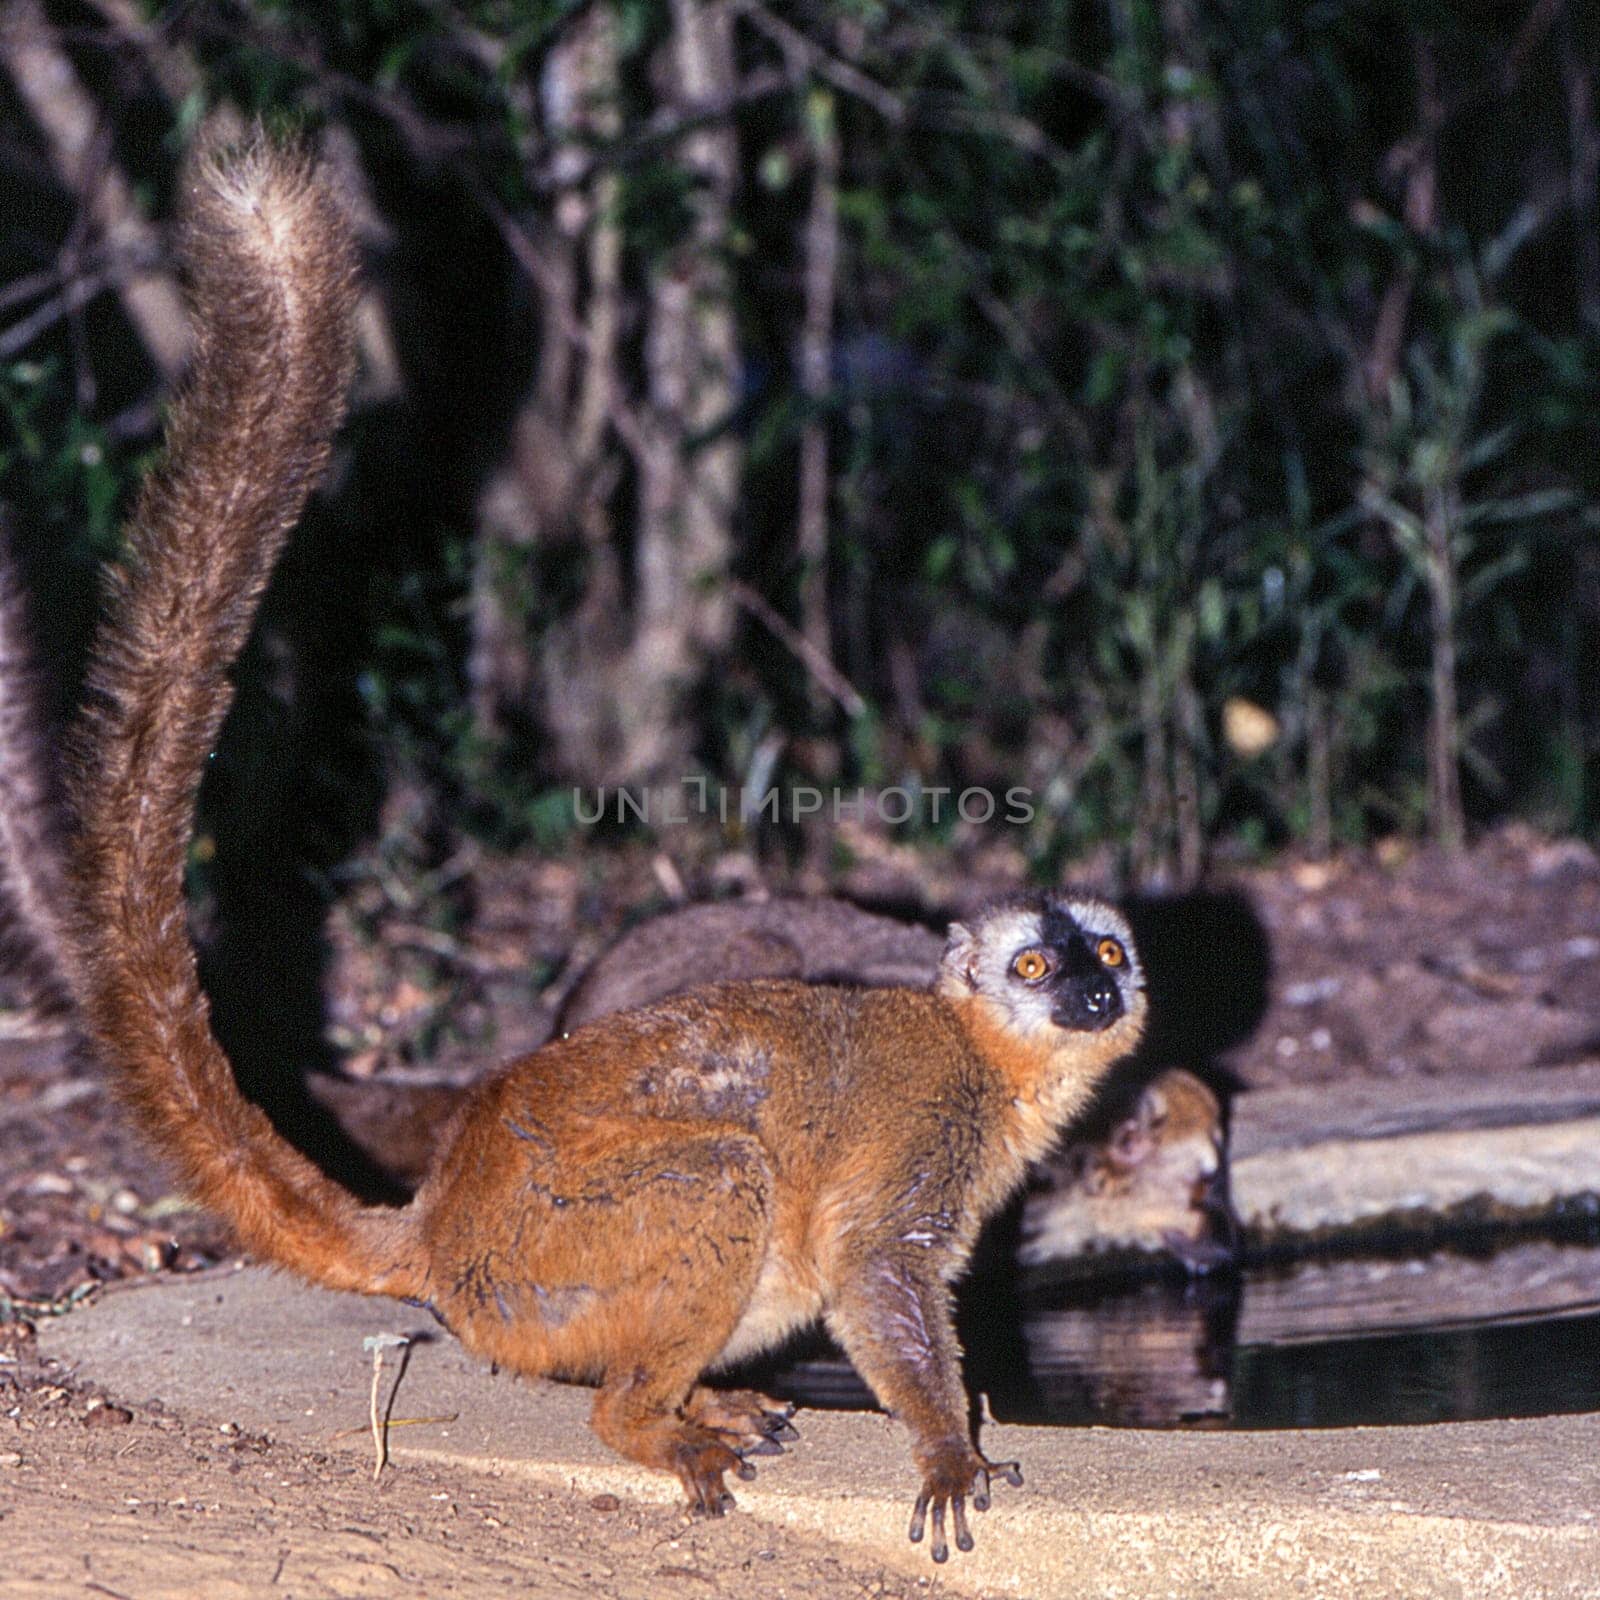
[{"left": 56, "top": 137, "right": 1148, "bottom": 1564}]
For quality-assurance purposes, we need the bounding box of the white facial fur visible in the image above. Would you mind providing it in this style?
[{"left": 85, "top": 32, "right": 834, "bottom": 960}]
[{"left": 935, "top": 895, "right": 1145, "bottom": 1042}]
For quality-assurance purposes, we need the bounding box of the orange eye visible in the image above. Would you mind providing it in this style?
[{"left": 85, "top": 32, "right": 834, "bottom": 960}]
[
  {"left": 1097, "top": 937, "right": 1126, "bottom": 968},
  {"left": 1012, "top": 949, "right": 1050, "bottom": 982}
]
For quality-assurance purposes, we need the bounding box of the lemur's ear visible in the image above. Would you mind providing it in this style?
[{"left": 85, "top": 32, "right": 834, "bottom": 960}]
[{"left": 937, "top": 922, "right": 981, "bottom": 996}]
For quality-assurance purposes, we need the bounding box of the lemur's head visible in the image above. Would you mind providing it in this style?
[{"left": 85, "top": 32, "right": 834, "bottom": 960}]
[{"left": 936, "top": 891, "right": 1147, "bottom": 1066}]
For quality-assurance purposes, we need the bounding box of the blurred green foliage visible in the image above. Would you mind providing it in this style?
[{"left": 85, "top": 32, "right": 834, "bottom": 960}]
[{"left": 2, "top": 0, "right": 1597, "bottom": 885}]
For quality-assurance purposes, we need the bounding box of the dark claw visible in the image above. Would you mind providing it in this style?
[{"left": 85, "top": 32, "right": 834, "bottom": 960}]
[
  {"left": 909, "top": 1491, "right": 929, "bottom": 1545},
  {"left": 930, "top": 1500, "right": 948, "bottom": 1563},
  {"left": 735, "top": 1460, "right": 757, "bottom": 1481},
  {"left": 767, "top": 1418, "right": 801, "bottom": 1442},
  {"left": 743, "top": 1436, "right": 785, "bottom": 1457},
  {"left": 953, "top": 1496, "right": 973, "bottom": 1553},
  {"left": 996, "top": 1459, "right": 1023, "bottom": 1488}
]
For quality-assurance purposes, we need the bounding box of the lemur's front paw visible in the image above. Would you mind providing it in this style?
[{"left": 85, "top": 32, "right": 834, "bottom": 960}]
[{"left": 908, "top": 1448, "right": 1024, "bottom": 1561}]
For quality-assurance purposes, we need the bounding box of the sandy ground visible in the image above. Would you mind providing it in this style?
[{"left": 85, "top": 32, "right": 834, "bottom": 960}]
[
  {"left": 1, "top": 1333, "right": 935, "bottom": 1600},
  {"left": 13, "top": 1269, "right": 1600, "bottom": 1600}
]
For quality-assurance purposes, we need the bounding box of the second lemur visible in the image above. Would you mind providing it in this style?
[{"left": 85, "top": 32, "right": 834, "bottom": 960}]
[{"left": 63, "top": 140, "right": 1148, "bottom": 1564}]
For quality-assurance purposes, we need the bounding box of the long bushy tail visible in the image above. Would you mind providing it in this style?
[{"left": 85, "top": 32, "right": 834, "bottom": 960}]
[
  {"left": 0, "top": 524, "right": 75, "bottom": 1017},
  {"left": 64, "top": 137, "right": 419, "bottom": 1298}
]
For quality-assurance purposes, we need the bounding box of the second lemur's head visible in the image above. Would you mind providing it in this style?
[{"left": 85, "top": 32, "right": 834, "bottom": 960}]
[{"left": 936, "top": 892, "right": 1147, "bottom": 1076}]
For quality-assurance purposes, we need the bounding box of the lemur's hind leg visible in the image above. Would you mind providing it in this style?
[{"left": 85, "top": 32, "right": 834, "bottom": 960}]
[{"left": 565, "top": 1125, "right": 775, "bottom": 1513}]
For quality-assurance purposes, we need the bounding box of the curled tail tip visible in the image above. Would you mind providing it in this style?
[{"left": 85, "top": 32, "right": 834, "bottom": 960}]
[
  {"left": 180, "top": 126, "right": 359, "bottom": 315},
  {"left": 185, "top": 121, "right": 327, "bottom": 216}
]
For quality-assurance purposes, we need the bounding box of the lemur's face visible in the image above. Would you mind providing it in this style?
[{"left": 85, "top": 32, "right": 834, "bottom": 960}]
[{"left": 939, "top": 893, "right": 1146, "bottom": 1044}]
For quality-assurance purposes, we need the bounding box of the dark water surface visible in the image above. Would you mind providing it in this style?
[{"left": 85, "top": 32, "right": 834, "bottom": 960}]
[
  {"left": 749, "top": 1234, "right": 1600, "bottom": 1430},
  {"left": 1231, "top": 1304, "right": 1600, "bottom": 1428}
]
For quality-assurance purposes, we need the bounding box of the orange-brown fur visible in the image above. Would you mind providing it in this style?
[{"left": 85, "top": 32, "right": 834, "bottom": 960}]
[
  {"left": 562, "top": 898, "right": 1234, "bottom": 1269},
  {"left": 62, "top": 136, "right": 410, "bottom": 1297},
  {"left": 62, "top": 140, "right": 1147, "bottom": 1562}
]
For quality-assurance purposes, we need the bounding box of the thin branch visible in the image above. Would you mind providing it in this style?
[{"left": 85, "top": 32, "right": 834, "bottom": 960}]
[
  {"left": 477, "top": 183, "right": 743, "bottom": 558},
  {"left": 0, "top": 235, "right": 156, "bottom": 315},
  {"left": 529, "top": 65, "right": 794, "bottom": 194},
  {"left": 730, "top": 581, "right": 868, "bottom": 719},
  {"left": 1364, "top": 38, "right": 1442, "bottom": 402},
  {"left": 0, "top": 0, "right": 187, "bottom": 380},
  {"left": 171, "top": 7, "right": 468, "bottom": 168},
  {"left": 473, "top": 183, "right": 651, "bottom": 469},
  {"left": 80, "top": 0, "right": 214, "bottom": 107},
  {"left": 362, "top": 1334, "right": 410, "bottom": 1480},
  {"left": 911, "top": 92, "right": 1071, "bottom": 165},
  {"left": 948, "top": 235, "right": 1094, "bottom": 458},
  {"left": 0, "top": 267, "right": 122, "bottom": 361},
  {"left": 731, "top": 0, "right": 905, "bottom": 125}
]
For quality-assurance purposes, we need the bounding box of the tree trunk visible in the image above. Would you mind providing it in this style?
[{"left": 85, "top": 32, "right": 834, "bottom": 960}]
[
  {"left": 525, "top": 0, "right": 743, "bottom": 785},
  {"left": 0, "top": 526, "right": 73, "bottom": 1017},
  {"left": 475, "top": 6, "right": 625, "bottom": 770},
  {"left": 620, "top": 0, "right": 742, "bottom": 780},
  {"left": 797, "top": 90, "right": 840, "bottom": 717}
]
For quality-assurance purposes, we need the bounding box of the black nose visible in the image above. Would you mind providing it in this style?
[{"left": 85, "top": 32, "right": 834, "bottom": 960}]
[{"left": 1052, "top": 972, "right": 1124, "bottom": 1032}]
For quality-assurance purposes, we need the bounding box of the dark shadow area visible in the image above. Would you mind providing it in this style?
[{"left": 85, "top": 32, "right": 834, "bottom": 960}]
[
  {"left": 196, "top": 485, "right": 403, "bottom": 1208},
  {"left": 957, "top": 1192, "right": 1042, "bottom": 1430},
  {"left": 1120, "top": 888, "right": 1273, "bottom": 1084}
]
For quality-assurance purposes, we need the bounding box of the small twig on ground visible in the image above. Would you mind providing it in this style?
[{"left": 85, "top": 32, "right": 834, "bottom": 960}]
[
  {"left": 329, "top": 1413, "right": 458, "bottom": 1443},
  {"left": 363, "top": 1333, "right": 410, "bottom": 1480},
  {"left": 651, "top": 853, "right": 688, "bottom": 904}
]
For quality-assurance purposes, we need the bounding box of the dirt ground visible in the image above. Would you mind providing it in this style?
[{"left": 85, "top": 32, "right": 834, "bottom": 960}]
[
  {"left": 0, "top": 1326, "right": 936, "bottom": 1599},
  {"left": 2, "top": 824, "right": 1598, "bottom": 1594},
  {"left": 1231, "top": 827, "right": 1600, "bottom": 1089}
]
